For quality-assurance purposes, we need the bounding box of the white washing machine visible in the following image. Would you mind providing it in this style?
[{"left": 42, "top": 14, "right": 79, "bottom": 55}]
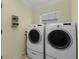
[
  {"left": 27, "top": 24, "right": 44, "bottom": 59},
  {"left": 45, "top": 23, "right": 77, "bottom": 59}
]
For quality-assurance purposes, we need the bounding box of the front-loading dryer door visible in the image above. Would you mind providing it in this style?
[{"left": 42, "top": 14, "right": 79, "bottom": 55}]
[
  {"left": 48, "top": 30, "right": 71, "bottom": 49},
  {"left": 28, "top": 29, "right": 40, "bottom": 44}
]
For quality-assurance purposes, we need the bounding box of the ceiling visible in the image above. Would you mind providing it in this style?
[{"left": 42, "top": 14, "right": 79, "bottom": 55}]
[{"left": 22, "top": 0, "right": 63, "bottom": 9}]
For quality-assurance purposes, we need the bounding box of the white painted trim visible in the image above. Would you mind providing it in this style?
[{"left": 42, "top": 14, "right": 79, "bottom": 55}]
[{"left": 1, "top": 0, "right": 6, "bottom": 58}]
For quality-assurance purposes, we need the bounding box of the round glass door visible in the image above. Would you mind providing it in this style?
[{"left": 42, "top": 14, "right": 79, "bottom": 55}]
[
  {"left": 48, "top": 30, "right": 71, "bottom": 49},
  {"left": 28, "top": 29, "right": 40, "bottom": 44}
]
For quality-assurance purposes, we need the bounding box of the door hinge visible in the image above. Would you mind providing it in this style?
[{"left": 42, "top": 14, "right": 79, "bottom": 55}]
[
  {"left": 1, "top": 3, "right": 2, "bottom": 8},
  {"left": 1, "top": 56, "right": 2, "bottom": 59}
]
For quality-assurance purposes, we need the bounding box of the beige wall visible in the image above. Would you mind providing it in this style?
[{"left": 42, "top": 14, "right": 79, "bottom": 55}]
[
  {"left": 32, "top": 0, "right": 77, "bottom": 24},
  {"left": 71, "top": 0, "right": 78, "bottom": 23},
  {"left": 2, "top": 0, "right": 32, "bottom": 59}
]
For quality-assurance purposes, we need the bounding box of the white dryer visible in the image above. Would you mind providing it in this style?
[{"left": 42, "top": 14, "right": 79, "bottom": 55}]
[
  {"left": 27, "top": 24, "right": 44, "bottom": 59},
  {"left": 45, "top": 23, "right": 77, "bottom": 59}
]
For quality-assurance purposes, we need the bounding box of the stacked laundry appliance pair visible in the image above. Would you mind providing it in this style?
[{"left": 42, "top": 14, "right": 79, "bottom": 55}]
[{"left": 26, "top": 23, "right": 77, "bottom": 59}]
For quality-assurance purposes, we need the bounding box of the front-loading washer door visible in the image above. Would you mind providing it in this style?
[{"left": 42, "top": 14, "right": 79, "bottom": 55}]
[
  {"left": 28, "top": 29, "right": 40, "bottom": 44},
  {"left": 48, "top": 30, "right": 71, "bottom": 49}
]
